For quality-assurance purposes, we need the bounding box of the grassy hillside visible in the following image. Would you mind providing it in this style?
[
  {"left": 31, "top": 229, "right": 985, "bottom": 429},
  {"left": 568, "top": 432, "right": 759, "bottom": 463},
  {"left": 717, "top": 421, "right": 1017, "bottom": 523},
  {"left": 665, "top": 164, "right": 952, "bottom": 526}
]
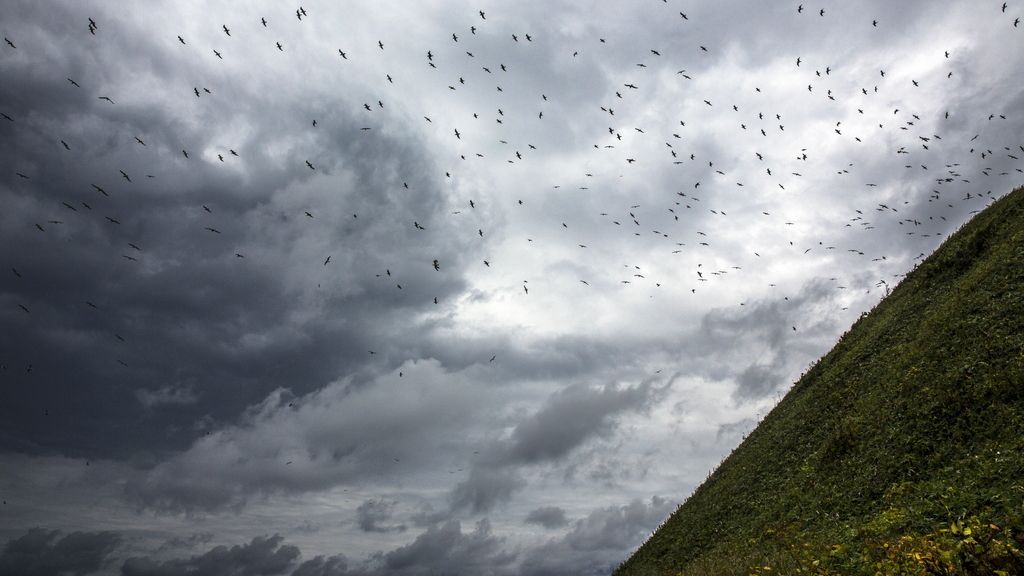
[{"left": 617, "top": 187, "right": 1024, "bottom": 576}]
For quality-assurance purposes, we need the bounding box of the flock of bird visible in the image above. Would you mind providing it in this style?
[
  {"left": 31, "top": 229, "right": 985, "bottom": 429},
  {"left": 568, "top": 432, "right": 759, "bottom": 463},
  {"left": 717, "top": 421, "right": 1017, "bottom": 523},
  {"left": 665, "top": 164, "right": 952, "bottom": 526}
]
[{"left": 3, "top": 3, "right": 1023, "bottom": 423}]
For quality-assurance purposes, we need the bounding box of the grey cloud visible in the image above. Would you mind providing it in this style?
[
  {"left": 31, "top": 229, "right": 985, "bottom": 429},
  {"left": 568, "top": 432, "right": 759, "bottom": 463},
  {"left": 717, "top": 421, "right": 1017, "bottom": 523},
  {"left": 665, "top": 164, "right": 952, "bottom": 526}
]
[
  {"left": 734, "top": 363, "right": 782, "bottom": 400},
  {"left": 136, "top": 384, "right": 200, "bottom": 409},
  {"left": 690, "top": 278, "right": 845, "bottom": 399},
  {"left": 519, "top": 497, "right": 676, "bottom": 576},
  {"left": 1, "top": 0, "right": 482, "bottom": 463},
  {"left": 120, "top": 534, "right": 298, "bottom": 576},
  {"left": 450, "top": 378, "right": 666, "bottom": 514},
  {"left": 450, "top": 468, "right": 527, "bottom": 515},
  {"left": 363, "top": 519, "right": 516, "bottom": 576},
  {"left": 3, "top": 0, "right": 1024, "bottom": 573},
  {"left": 156, "top": 532, "right": 215, "bottom": 553},
  {"left": 523, "top": 506, "right": 568, "bottom": 529},
  {"left": 292, "top": 555, "right": 348, "bottom": 576},
  {"left": 125, "top": 360, "right": 492, "bottom": 513},
  {"left": 356, "top": 499, "right": 406, "bottom": 534},
  {"left": 0, "top": 528, "right": 120, "bottom": 576},
  {"left": 502, "top": 380, "right": 662, "bottom": 465}
]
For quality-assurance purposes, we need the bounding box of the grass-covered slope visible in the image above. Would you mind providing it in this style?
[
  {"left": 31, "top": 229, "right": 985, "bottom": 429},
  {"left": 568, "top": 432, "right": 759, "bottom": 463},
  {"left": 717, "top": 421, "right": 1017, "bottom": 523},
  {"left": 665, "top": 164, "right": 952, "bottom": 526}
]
[{"left": 617, "top": 187, "right": 1024, "bottom": 576}]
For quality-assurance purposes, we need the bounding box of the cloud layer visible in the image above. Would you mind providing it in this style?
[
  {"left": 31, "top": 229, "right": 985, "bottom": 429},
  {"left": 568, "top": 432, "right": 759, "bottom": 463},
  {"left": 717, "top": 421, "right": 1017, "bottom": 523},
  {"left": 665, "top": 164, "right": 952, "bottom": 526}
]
[{"left": 1, "top": 0, "right": 1022, "bottom": 573}]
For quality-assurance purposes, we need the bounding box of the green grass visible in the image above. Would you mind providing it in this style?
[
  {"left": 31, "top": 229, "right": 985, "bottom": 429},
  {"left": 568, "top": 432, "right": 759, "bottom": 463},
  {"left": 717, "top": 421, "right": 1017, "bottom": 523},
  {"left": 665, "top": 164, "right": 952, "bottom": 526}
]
[{"left": 616, "top": 187, "right": 1024, "bottom": 576}]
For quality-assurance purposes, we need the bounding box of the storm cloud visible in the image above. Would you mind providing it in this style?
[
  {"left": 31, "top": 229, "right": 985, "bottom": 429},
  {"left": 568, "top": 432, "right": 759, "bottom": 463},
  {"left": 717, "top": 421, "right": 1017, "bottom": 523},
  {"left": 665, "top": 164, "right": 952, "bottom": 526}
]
[
  {"left": 0, "top": 529, "right": 120, "bottom": 576},
  {"left": 2, "top": 0, "right": 1022, "bottom": 574}
]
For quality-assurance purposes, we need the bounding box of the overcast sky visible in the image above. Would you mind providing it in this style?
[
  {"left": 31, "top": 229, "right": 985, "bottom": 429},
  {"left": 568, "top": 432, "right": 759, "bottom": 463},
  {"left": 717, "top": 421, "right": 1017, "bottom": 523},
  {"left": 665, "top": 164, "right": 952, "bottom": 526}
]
[{"left": 1, "top": 1, "right": 1022, "bottom": 574}]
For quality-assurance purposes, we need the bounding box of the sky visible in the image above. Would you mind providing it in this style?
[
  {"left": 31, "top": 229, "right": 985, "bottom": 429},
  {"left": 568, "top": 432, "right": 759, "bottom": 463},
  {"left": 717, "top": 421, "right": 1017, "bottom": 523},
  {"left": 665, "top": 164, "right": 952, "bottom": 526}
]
[{"left": 0, "top": 1, "right": 1022, "bottom": 574}]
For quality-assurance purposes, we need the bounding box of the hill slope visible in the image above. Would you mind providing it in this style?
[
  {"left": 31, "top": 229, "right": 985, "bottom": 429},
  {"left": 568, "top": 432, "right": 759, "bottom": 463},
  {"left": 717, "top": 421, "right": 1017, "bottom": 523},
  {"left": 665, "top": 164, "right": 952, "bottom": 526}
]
[{"left": 617, "top": 187, "right": 1024, "bottom": 575}]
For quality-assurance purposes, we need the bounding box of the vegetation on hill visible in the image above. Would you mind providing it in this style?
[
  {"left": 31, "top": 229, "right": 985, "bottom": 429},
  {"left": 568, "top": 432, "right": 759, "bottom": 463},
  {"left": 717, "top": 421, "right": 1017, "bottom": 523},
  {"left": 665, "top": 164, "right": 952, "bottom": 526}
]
[{"left": 617, "top": 187, "right": 1024, "bottom": 576}]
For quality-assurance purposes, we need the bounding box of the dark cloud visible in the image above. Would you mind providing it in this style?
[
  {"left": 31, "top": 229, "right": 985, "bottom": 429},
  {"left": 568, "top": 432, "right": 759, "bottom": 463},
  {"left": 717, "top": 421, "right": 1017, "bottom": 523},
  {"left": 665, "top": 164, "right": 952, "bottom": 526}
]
[
  {"left": 363, "top": 519, "right": 516, "bottom": 576},
  {"left": 156, "top": 532, "right": 215, "bottom": 553},
  {"left": 502, "top": 380, "right": 663, "bottom": 465},
  {"left": 120, "top": 534, "right": 298, "bottom": 576},
  {"left": 450, "top": 378, "right": 666, "bottom": 514},
  {"left": 292, "top": 555, "right": 349, "bottom": 576},
  {"left": 0, "top": 0, "right": 481, "bottom": 463},
  {"left": 124, "top": 361, "right": 492, "bottom": 513},
  {"left": 356, "top": 499, "right": 406, "bottom": 534},
  {"left": 0, "top": 528, "right": 120, "bottom": 576},
  {"left": 450, "top": 468, "right": 527, "bottom": 515},
  {"left": 3, "top": 0, "right": 1023, "bottom": 573},
  {"left": 523, "top": 506, "right": 568, "bottom": 529}
]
